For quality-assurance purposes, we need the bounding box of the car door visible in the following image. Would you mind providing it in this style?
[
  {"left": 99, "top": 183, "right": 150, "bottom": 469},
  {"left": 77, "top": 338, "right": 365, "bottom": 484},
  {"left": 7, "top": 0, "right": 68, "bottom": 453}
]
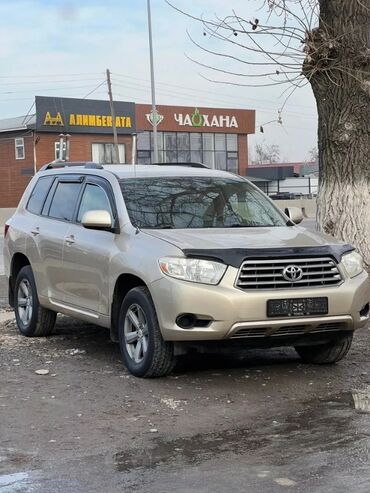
[
  {"left": 61, "top": 177, "right": 117, "bottom": 315},
  {"left": 26, "top": 175, "right": 83, "bottom": 304}
]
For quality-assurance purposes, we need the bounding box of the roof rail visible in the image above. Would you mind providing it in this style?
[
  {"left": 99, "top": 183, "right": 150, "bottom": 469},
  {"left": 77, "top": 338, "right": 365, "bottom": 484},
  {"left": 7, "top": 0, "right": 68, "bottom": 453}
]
[
  {"left": 152, "top": 162, "right": 209, "bottom": 169},
  {"left": 40, "top": 161, "right": 104, "bottom": 171}
]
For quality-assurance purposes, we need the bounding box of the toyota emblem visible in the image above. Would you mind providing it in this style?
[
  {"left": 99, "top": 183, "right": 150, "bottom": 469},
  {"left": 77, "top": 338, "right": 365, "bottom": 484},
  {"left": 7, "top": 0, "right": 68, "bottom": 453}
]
[{"left": 282, "top": 265, "right": 303, "bottom": 282}]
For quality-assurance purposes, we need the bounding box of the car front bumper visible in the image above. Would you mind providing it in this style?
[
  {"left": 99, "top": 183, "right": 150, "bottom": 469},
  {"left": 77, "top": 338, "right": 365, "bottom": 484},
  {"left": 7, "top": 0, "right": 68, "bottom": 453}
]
[{"left": 150, "top": 267, "right": 370, "bottom": 342}]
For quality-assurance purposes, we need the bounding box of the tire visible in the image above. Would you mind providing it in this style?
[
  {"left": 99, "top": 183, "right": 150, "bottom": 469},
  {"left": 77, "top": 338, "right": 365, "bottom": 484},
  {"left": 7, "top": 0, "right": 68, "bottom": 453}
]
[
  {"left": 118, "top": 286, "right": 175, "bottom": 378},
  {"left": 14, "top": 266, "right": 57, "bottom": 337},
  {"left": 295, "top": 334, "right": 353, "bottom": 364}
]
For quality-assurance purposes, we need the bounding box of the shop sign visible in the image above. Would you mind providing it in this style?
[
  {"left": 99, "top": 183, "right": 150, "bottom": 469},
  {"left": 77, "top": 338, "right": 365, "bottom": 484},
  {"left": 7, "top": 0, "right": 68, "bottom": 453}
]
[
  {"left": 36, "top": 96, "right": 136, "bottom": 134},
  {"left": 146, "top": 109, "right": 164, "bottom": 126},
  {"left": 174, "top": 108, "right": 238, "bottom": 128}
]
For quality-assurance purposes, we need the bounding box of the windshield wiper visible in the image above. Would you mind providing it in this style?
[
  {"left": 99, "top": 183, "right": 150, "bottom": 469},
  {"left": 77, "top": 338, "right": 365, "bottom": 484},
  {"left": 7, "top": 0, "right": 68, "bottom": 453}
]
[{"left": 227, "top": 223, "right": 276, "bottom": 228}]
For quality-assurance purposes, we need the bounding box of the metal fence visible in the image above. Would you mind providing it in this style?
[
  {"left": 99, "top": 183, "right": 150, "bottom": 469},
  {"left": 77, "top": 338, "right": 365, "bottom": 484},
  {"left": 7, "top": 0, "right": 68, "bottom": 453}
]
[{"left": 253, "top": 177, "right": 318, "bottom": 199}]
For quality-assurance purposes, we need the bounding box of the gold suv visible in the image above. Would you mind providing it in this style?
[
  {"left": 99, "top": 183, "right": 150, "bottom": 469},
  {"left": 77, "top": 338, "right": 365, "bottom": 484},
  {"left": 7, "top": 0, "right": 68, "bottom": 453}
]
[{"left": 3, "top": 162, "right": 369, "bottom": 377}]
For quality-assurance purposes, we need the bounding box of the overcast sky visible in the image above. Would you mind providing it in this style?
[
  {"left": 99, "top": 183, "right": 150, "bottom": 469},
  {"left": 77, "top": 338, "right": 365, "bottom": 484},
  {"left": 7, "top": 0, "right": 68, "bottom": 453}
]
[{"left": 0, "top": 0, "right": 318, "bottom": 161}]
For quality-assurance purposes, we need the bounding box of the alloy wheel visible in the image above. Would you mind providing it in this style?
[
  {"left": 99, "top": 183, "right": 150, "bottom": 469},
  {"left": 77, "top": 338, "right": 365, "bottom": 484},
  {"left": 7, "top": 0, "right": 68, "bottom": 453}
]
[
  {"left": 124, "top": 303, "right": 149, "bottom": 363},
  {"left": 17, "top": 279, "right": 33, "bottom": 326}
]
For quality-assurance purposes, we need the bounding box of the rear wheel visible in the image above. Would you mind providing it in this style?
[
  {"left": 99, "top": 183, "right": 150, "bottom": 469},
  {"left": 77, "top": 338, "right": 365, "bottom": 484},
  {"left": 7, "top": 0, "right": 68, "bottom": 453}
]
[
  {"left": 295, "top": 334, "right": 353, "bottom": 364},
  {"left": 118, "top": 286, "right": 175, "bottom": 378},
  {"left": 14, "top": 266, "right": 56, "bottom": 337}
]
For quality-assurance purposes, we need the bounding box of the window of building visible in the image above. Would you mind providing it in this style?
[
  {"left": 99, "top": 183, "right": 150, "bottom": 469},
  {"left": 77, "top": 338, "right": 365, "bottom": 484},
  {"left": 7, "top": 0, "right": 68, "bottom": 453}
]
[
  {"left": 55, "top": 141, "right": 67, "bottom": 161},
  {"left": 77, "top": 184, "right": 112, "bottom": 223},
  {"left": 226, "top": 134, "right": 238, "bottom": 152},
  {"left": 26, "top": 176, "right": 55, "bottom": 215},
  {"left": 48, "top": 182, "right": 82, "bottom": 221},
  {"left": 137, "top": 150, "right": 151, "bottom": 165},
  {"left": 136, "top": 131, "right": 239, "bottom": 173},
  {"left": 15, "top": 138, "right": 25, "bottom": 160},
  {"left": 91, "top": 143, "right": 125, "bottom": 164}
]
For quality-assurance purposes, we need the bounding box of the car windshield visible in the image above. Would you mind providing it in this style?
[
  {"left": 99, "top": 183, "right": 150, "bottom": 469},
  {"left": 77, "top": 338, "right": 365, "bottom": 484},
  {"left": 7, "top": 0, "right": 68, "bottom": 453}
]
[{"left": 119, "top": 176, "right": 286, "bottom": 229}]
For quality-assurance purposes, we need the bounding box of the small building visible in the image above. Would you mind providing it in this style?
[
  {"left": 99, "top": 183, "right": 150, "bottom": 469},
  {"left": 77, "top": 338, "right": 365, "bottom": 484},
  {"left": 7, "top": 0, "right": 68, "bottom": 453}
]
[
  {"left": 135, "top": 104, "right": 255, "bottom": 176},
  {"left": 0, "top": 96, "right": 255, "bottom": 207},
  {"left": 247, "top": 162, "right": 319, "bottom": 197}
]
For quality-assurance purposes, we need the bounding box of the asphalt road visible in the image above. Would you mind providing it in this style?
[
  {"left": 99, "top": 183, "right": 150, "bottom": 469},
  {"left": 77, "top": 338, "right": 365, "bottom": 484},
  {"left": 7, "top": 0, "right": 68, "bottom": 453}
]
[
  {"left": 0, "top": 314, "right": 369, "bottom": 493},
  {"left": 3, "top": 218, "right": 370, "bottom": 492}
]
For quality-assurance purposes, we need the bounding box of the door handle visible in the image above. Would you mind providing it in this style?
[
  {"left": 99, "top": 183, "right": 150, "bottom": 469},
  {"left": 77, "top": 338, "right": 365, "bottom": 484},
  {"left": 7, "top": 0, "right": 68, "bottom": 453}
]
[
  {"left": 65, "top": 235, "right": 75, "bottom": 245},
  {"left": 30, "top": 228, "right": 40, "bottom": 236}
]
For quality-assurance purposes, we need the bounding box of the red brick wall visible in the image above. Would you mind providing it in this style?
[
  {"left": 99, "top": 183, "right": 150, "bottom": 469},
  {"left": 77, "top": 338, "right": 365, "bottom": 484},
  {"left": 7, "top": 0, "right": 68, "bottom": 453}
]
[
  {"left": 0, "top": 132, "right": 34, "bottom": 207},
  {"left": 35, "top": 132, "right": 133, "bottom": 170},
  {"left": 0, "top": 131, "right": 134, "bottom": 207}
]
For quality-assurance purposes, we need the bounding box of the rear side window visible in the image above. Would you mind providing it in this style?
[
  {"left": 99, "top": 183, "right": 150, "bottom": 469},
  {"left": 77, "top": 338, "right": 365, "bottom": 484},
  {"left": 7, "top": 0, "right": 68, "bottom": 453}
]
[
  {"left": 49, "top": 182, "right": 82, "bottom": 222},
  {"left": 27, "top": 176, "right": 54, "bottom": 215}
]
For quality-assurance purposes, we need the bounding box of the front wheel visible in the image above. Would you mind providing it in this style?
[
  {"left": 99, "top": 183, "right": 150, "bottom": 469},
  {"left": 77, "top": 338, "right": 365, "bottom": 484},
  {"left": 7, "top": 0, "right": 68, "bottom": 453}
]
[
  {"left": 14, "top": 266, "right": 56, "bottom": 337},
  {"left": 118, "top": 286, "right": 175, "bottom": 378},
  {"left": 295, "top": 334, "right": 353, "bottom": 364}
]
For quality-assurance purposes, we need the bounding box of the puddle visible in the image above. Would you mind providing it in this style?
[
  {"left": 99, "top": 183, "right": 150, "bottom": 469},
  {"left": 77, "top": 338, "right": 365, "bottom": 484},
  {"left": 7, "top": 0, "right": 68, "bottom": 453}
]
[
  {"left": 114, "top": 427, "right": 269, "bottom": 472},
  {"left": 114, "top": 390, "right": 370, "bottom": 473},
  {"left": 0, "top": 472, "right": 29, "bottom": 491}
]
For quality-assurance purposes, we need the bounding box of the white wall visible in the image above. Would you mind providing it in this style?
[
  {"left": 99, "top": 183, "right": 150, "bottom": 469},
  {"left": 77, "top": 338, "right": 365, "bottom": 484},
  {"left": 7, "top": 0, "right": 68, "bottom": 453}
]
[
  {"left": 268, "top": 177, "right": 318, "bottom": 195},
  {"left": 0, "top": 208, "right": 16, "bottom": 233}
]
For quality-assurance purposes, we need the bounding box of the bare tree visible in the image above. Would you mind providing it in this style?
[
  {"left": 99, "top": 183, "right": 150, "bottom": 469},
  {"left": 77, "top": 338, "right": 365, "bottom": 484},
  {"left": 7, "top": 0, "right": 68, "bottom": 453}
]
[
  {"left": 308, "top": 146, "right": 319, "bottom": 164},
  {"left": 168, "top": 0, "right": 370, "bottom": 269},
  {"left": 254, "top": 142, "right": 281, "bottom": 164}
]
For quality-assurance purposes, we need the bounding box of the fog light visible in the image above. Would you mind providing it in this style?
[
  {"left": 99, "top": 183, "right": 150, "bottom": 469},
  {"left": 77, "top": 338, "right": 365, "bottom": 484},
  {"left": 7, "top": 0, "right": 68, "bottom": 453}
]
[
  {"left": 176, "top": 314, "right": 196, "bottom": 329},
  {"left": 360, "top": 303, "right": 369, "bottom": 319}
]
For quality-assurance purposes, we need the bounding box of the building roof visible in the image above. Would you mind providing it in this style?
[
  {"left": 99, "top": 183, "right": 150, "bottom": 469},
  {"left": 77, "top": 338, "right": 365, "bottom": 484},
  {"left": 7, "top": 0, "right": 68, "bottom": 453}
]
[
  {"left": 0, "top": 115, "right": 35, "bottom": 133},
  {"left": 247, "top": 175, "right": 272, "bottom": 183},
  {"left": 249, "top": 161, "right": 318, "bottom": 175}
]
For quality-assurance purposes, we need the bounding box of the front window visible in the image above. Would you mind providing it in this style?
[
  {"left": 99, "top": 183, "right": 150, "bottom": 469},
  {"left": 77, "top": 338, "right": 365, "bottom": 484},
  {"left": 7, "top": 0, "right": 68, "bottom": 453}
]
[
  {"left": 15, "top": 138, "right": 25, "bottom": 160},
  {"left": 77, "top": 184, "right": 112, "bottom": 222},
  {"left": 120, "top": 177, "right": 286, "bottom": 229}
]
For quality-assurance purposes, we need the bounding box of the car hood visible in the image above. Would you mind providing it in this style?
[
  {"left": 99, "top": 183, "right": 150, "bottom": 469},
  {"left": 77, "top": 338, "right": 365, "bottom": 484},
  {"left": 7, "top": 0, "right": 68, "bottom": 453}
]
[
  {"left": 144, "top": 226, "right": 351, "bottom": 268},
  {"left": 145, "top": 225, "right": 342, "bottom": 250}
]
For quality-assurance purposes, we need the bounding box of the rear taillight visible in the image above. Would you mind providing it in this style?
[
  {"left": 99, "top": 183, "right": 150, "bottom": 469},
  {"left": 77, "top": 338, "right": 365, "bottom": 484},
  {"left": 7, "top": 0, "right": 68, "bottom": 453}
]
[{"left": 4, "top": 223, "right": 10, "bottom": 237}]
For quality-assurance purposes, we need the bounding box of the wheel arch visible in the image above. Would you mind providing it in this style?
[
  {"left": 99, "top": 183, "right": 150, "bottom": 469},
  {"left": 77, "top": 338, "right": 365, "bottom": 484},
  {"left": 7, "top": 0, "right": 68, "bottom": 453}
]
[
  {"left": 9, "top": 253, "right": 31, "bottom": 307},
  {"left": 110, "top": 273, "right": 149, "bottom": 342}
]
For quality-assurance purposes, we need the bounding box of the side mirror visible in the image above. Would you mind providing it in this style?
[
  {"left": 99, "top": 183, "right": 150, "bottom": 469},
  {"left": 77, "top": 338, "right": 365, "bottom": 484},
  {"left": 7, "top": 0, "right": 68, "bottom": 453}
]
[
  {"left": 81, "top": 210, "right": 112, "bottom": 230},
  {"left": 285, "top": 206, "right": 304, "bottom": 225}
]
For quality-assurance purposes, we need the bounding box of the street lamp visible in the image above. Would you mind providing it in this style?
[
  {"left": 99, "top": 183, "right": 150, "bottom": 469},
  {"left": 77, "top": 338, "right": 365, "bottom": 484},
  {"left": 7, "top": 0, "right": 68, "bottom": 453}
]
[{"left": 147, "top": 0, "right": 159, "bottom": 163}]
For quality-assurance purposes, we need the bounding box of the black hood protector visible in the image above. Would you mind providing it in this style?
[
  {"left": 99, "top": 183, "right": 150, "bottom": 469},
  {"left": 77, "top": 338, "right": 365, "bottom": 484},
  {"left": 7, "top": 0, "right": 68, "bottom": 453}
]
[{"left": 183, "top": 244, "right": 354, "bottom": 268}]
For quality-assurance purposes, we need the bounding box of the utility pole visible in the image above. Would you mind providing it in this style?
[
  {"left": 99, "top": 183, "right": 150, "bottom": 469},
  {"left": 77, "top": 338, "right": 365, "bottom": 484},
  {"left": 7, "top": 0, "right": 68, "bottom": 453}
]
[
  {"left": 147, "top": 0, "right": 158, "bottom": 163},
  {"left": 106, "top": 68, "right": 120, "bottom": 164}
]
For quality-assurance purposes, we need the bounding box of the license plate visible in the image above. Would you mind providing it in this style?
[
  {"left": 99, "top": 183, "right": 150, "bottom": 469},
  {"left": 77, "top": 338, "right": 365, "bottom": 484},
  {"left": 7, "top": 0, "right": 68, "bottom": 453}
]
[{"left": 267, "top": 297, "right": 328, "bottom": 318}]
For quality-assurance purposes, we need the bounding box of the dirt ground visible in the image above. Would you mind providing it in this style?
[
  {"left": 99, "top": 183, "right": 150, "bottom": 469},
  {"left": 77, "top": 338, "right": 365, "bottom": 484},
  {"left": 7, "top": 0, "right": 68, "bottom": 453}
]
[{"left": 0, "top": 311, "right": 369, "bottom": 493}]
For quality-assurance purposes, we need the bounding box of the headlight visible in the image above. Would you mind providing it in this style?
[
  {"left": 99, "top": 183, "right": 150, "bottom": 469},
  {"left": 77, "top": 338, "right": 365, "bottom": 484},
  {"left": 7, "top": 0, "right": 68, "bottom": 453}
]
[
  {"left": 341, "top": 251, "right": 363, "bottom": 278},
  {"left": 159, "top": 257, "right": 227, "bottom": 285}
]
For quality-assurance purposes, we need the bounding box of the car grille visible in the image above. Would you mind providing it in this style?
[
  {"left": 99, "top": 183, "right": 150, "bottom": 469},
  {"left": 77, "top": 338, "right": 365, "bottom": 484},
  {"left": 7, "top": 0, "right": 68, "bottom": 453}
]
[
  {"left": 236, "top": 257, "right": 342, "bottom": 290},
  {"left": 230, "top": 322, "right": 348, "bottom": 339}
]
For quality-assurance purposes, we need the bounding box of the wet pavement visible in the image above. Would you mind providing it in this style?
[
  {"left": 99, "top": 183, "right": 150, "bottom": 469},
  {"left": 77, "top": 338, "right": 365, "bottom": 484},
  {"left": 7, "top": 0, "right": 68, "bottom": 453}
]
[{"left": 0, "top": 313, "right": 369, "bottom": 493}]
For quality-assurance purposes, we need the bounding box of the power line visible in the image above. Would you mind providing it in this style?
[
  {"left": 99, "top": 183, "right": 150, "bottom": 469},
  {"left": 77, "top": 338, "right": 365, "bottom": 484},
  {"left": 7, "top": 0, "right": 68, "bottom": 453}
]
[
  {"left": 0, "top": 72, "right": 103, "bottom": 79},
  {"left": 22, "top": 102, "right": 35, "bottom": 125},
  {"left": 0, "top": 84, "right": 106, "bottom": 95},
  {"left": 0, "top": 78, "right": 104, "bottom": 87},
  {"left": 83, "top": 80, "right": 107, "bottom": 99},
  {"left": 112, "top": 79, "right": 317, "bottom": 119},
  {"left": 113, "top": 72, "right": 316, "bottom": 112}
]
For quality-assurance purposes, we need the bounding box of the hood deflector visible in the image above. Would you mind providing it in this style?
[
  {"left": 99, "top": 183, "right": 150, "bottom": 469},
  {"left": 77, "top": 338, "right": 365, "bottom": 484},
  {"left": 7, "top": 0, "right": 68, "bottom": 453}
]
[{"left": 183, "top": 244, "right": 354, "bottom": 268}]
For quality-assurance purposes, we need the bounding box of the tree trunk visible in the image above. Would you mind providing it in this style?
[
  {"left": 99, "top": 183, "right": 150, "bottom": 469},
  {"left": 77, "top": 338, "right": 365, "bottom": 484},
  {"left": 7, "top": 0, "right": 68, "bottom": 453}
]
[{"left": 306, "top": 0, "right": 370, "bottom": 269}]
